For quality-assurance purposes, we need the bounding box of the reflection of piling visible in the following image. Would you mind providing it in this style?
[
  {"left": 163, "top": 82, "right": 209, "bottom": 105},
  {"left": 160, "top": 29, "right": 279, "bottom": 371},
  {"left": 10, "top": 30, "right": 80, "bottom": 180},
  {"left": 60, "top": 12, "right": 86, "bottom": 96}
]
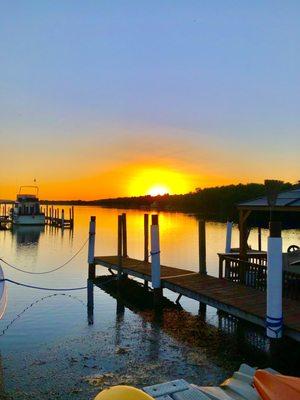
[
  {"left": 0, "top": 353, "right": 4, "bottom": 397},
  {"left": 87, "top": 279, "right": 94, "bottom": 325}
]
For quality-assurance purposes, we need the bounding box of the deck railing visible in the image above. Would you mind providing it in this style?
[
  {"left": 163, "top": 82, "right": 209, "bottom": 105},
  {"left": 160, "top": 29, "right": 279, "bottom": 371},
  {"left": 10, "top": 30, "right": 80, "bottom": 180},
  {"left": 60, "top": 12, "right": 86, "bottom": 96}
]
[{"left": 218, "top": 254, "right": 300, "bottom": 300}]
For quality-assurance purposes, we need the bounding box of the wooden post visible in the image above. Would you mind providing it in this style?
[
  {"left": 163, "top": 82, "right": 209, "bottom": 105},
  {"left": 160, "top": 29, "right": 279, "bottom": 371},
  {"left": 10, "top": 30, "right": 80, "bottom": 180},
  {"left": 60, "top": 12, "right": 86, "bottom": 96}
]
[
  {"left": 122, "top": 213, "right": 128, "bottom": 257},
  {"left": 258, "top": 226, "right": 262, "bottom": 251},
  {"left": 144, "top": 214, "right": 149, "bottom": 262},
  {"left": 239, "top": 210, "right": 250, "bottom": 283},
  {"left": 88, "top": 216, "right": 96, "bottom": 279},
  {"left": 46, "top": 204, "right": 49, "bottom": 218},
  {"left": 118, "top": 215, "right": 123, "bottom": 278},
  {"left": 151, "top": 214, "right": 162, "bottom": 305},
  {"left": 219, "top": 255, "right": 223, "bottom": 278},
  {"left": 199, "top": 219, "right": 207, "bottom": 275},
  {"left": 198, "top": 302, "right": 207, "bottom": 321},
  {"left": 71, "top": 206, "right": 74, "bottom": 228},
  {"left": 61, "top": 209, "right": 65, "bottom": 228}
]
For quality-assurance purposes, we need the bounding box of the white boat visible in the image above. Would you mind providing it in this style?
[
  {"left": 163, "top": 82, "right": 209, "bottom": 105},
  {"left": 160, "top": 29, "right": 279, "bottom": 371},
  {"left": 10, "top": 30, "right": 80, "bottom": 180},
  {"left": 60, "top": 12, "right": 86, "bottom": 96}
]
[
  {"left": 0, "top": 265, "right": 7, "bottom": 319},
  {"left": 11, "top": 186, "right": 45, "bottom": 226}
]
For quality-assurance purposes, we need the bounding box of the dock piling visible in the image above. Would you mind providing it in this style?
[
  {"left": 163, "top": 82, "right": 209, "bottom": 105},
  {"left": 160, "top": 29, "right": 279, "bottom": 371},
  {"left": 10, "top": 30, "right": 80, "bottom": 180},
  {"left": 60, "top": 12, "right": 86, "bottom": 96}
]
[
  {"left": 151, "top": 214, "right": 162, "bottom": 305},
  {"left": 144, "top": 214, "right": 149, "bottom": 262},
  {"left": 225, "top": 221, "right": 233, "bottom": 253},
  {"left": 199, "top": 219, "right": 207, "bottom": 275},
  {"left": 61, "top": 209, "right": 65, "bottom": 228},
  {"left": 88, "top": 216, "right": 96, "bottom": 279},
  {"left": 117, "top": 215, "right": 123, "bottom": 278},
  {"left": 258, "top": 227, "right": 262, "bottom": 251},
  {"left": 266, "top": 221, "right": 283, "bottom": 339},
  {"left": 122, "top": 213, "right": 128, "bottom": 257}
]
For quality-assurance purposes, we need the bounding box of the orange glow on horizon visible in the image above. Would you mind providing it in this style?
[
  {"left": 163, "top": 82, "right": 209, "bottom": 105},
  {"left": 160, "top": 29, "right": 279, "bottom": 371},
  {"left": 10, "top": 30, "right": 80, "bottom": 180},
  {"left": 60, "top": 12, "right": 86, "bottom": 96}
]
[
  {"left": 128, "top": 167, "right": 192, "bottom": 197},
  {"left": 148, "top": 185, "right": 169, "bottom": 196}
]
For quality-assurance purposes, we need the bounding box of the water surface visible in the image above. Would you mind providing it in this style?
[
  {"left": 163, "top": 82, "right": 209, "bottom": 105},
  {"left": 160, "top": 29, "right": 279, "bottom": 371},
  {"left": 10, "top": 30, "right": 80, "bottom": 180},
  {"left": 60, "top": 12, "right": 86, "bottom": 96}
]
[{"left": 0, "top": 207, "right": 299, "bottom": 398}]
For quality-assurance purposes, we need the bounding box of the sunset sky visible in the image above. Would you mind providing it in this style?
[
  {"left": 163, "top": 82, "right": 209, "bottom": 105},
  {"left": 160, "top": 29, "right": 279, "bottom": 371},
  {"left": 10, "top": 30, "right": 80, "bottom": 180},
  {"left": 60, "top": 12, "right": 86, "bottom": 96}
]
[{"left": 1, "top": 1, "right": 299, "bottom": 200}]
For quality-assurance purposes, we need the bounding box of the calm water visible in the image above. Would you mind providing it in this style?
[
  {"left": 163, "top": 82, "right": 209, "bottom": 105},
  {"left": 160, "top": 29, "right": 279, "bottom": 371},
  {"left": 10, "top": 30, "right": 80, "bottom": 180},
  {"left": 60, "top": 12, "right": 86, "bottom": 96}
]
[{"left": 0, "top": 207, "right": 300, "bottom": 398}]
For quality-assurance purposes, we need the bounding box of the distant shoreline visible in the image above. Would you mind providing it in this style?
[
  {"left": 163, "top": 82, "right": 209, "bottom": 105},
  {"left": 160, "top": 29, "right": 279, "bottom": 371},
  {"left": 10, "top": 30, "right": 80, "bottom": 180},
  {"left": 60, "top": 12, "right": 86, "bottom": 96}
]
[
  {"left": 3, "top": 182, "right": 299, "bottom": 226},
  {"left": 38, "top": 182, "right": 299, "bottom": 227}
]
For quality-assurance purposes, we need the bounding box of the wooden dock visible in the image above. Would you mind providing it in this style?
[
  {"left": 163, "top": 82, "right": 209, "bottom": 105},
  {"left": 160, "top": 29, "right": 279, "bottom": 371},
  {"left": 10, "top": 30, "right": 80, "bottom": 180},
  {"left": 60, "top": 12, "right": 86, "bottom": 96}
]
[
  {"left": 42, "top": 205, "right": 74, "bottom": 229},
  {"left": 87, "top": 213, "right": 300, "bottom": 343},
  {"left": 93, "top": 255, "right": 300, "bottom": 342}
]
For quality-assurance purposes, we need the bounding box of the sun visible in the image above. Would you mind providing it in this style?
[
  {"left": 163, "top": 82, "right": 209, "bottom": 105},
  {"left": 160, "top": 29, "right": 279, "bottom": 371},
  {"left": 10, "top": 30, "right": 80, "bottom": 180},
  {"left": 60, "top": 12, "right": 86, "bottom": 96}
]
[{"left": 148, "top": 185, "right": 169, "bottom": 196}]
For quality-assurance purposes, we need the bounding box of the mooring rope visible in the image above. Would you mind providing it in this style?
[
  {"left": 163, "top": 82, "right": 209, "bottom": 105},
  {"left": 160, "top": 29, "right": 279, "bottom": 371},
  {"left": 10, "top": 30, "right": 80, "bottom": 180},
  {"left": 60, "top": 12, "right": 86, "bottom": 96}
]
[
  {"left": 1, "top": 278, "right": 87, "bottom": 291},
  {"left": 0, "top": 237, "right": 89, "bottom": 275},
  {"left": 0, "top": 293, "right": 86, "bottom": 337},
  {"left": 0, "top": 275, "right": 119, "bottom": 336}
]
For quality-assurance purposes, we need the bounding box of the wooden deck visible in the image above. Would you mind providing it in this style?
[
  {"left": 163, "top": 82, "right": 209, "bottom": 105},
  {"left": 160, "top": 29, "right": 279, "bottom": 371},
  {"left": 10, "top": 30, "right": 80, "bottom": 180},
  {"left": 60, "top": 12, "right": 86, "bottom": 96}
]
[{"left": 94, "top": 255, "right": 300, "bottom": 342}]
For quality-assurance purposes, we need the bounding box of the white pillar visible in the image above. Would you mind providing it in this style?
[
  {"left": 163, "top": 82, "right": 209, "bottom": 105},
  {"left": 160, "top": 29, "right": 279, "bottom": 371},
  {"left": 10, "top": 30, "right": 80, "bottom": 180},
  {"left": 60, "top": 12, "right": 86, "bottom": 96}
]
[
  {"left": 88, "top": 216, "right": 96, "bottom": 265},
  {"left": 266, "top": 222, "right": 283, "bottom": 339},
  {"left": 151, "top": 215, "right": 161, "bottom": 289},
  {"left": 225, "top": 221, "right": 233, "bottom": 253}
]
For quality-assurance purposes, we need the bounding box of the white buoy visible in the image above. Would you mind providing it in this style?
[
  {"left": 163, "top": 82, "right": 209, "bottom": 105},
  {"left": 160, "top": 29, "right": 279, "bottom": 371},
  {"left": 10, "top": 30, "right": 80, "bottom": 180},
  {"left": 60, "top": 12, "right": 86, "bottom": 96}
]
[
  {"left": 225, "top": 221, "right": 233, "bottom": 253},
  {"left": 266, "top": 221, "right": 283, "bottom": 339},
  {"left": 151, "top": 215, "right": 161, "bottom": 289}
]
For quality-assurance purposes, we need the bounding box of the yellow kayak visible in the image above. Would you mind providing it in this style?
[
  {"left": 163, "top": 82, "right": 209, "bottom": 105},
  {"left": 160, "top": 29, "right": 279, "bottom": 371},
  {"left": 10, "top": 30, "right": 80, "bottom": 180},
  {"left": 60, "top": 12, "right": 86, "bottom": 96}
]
[{"left": 94, "top": 364, "right": 300, "bottom": 400}]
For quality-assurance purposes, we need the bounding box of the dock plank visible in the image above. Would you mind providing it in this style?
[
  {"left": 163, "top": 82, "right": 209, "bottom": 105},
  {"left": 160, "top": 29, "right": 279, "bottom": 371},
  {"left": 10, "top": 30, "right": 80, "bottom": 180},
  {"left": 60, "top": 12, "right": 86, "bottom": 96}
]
[{"left": 93, "top": 255, "right": 300, "bottom": 341}]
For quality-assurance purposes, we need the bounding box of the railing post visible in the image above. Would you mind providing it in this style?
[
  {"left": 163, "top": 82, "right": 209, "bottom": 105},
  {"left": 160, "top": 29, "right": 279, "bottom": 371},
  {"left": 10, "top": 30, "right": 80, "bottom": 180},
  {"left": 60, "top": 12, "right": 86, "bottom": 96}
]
[
  {"left": 225, "top": 221, "right": 233, "bottom": 253},
  {"left": 219, "top": 255, "right": 223, "bottom": 278},
  {"left": 199, "top": 219, "right": 207, "bottom": 275},
  {"left": 151, "top": 215, "right": 162, "bottom": 304},
  {"left": 88, "top": 216, "right": 96, "bottom": 279},
  {"left": 122, "top": 213, "right": 128, "bottom": 257},
  {"left": 144, "top": 214, "right": 149, "bottom": 262},
  {"left": 266, "top": 221, "right": 283, "bottom": 339}
]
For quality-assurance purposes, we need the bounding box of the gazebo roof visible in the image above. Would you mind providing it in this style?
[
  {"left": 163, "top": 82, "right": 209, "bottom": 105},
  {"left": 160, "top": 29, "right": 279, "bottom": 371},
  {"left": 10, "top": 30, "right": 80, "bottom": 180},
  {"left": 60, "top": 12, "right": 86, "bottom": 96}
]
[{"left": 238, "top": 188, "right": 300, "bottom": 211}]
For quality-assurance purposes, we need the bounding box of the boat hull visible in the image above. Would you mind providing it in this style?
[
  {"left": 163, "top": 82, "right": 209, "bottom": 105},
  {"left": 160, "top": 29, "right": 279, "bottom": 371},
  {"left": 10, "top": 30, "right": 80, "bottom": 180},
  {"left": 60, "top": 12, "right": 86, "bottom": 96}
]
[{"left": 12, "top": 214, "right": 45, "bottom": 226}]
